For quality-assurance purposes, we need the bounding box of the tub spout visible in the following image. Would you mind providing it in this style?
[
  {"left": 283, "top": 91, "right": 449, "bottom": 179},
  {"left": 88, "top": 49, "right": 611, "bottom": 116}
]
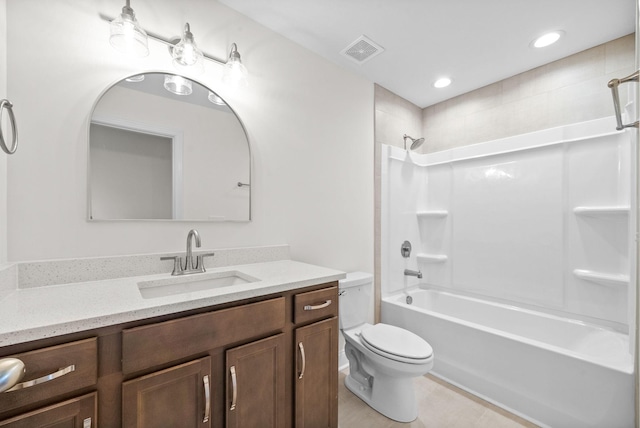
[{"left": 404, "top": 269, "right": 422, "bottom": 279}]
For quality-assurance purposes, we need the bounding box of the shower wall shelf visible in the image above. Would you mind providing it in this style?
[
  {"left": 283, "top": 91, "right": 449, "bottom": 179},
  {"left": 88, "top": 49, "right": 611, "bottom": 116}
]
[
  {"left": 417, "top": 210, "right": 449, "bottom": 219},
  {"left": 573, "top": 269, "right": 630, "bottom": 287},
  {"left": 573, "top": 206, "right": 630, "bottom": 216},
  {"left": 417, "top": 253, "right": 448, "bottom": 263}
]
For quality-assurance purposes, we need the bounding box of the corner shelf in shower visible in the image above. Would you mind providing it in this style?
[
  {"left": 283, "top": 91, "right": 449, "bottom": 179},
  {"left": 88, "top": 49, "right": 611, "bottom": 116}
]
[
  {"left": 417, "top": 253, "right": 448, "bottom": 263},
  {"left": 573, "top": 269, "right": 629, "bottom": 287},
  {"left": 416, "top": 210, "right": 449, "bottom": 219},
  {"left": 573, "top": 206, "right": 629, "bottom": 216}
]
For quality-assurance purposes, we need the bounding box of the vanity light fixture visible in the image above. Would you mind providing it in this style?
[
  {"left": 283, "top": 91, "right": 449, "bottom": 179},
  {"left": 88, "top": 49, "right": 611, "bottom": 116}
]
[
  {"left": 171, "top": 23, "right": 204, "bottom": 74},
  {"left": 109, "top": 0, "right": 149, "bottom": 57},
  {"left": 164, "top": 75, "right": 193, "bottom": 96},
  {"left": 532, "top": 31, "right": 563, "bottom": 48},
  {"left": 222, "top": 43, "right": 249, "bottom": 87},
  {"left": 105, "top": 6, "right": 248, "bottom": 85}
]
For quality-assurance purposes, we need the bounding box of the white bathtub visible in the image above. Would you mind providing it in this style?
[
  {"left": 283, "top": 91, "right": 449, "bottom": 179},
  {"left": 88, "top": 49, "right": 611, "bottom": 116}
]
[{"left": 381, "top": 288, "right": 635, "bottom": 428}]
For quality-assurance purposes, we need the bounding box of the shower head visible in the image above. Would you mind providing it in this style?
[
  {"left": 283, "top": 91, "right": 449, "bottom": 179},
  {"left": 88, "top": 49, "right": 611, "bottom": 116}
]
[{"left": 403, "top": 134, "right": 425, "bottom": 151}]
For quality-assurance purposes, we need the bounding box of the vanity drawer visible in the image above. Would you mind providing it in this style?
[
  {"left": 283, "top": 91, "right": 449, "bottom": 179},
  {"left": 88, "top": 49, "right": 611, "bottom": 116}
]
[
  {"left": 294, "top": 285, "right": 338, "bottom": 325},
  {"left": 122, "top": 297, "right": 286, "bottom": 375},
  {"left": 0, "top": 338, "right": 97, "bottom": 414}
]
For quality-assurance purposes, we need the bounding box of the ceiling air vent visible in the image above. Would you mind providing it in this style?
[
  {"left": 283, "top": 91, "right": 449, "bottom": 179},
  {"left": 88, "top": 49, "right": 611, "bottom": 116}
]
[{"left": 340, "top": 35, "right": 384, "bottom": 64}]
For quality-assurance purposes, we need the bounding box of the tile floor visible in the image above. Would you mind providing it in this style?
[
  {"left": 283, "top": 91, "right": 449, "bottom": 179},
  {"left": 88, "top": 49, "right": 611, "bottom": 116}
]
[{"left": 338, "top": 370, "right": 539, "bottom": 428}]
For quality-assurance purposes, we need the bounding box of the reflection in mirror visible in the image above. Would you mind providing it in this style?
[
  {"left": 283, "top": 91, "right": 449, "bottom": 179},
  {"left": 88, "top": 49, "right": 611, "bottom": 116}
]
[{"left": 89, "top": 72, "right": 251, "bottom": 221}]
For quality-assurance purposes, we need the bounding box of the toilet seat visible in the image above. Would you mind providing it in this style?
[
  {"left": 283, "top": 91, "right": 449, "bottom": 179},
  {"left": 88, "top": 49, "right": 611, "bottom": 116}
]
[{"left": 360, "top": 324, "right": 433, "bottom": 364}]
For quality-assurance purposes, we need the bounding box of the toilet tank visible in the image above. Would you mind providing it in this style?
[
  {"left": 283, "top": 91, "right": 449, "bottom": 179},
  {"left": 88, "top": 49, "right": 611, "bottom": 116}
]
[{"left": 338, "top": 272, "right": 373, "bottom": 330}]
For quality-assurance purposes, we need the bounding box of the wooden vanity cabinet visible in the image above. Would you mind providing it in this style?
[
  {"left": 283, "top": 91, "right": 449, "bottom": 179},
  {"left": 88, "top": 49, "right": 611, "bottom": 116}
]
[
  {"left": 225, "top": 334, "right": 286, "bottom": 428},
  {"left": 293, "top": 287, "right": 339, "bottom": 428},
  {"left": 0, "top": 281, "right": 339, "bottom": 428},
  {"left": 294, "top": 317, "right": 338, "bottom": 428},
  {"left": 0, "top": 393, "right": 97, "bottom": 428},
  {"left": 0, "top": 338, "right": 98, "bottom": 427},
  {"left": 122, "top": 357, "right": 212, "bottom": 428}
]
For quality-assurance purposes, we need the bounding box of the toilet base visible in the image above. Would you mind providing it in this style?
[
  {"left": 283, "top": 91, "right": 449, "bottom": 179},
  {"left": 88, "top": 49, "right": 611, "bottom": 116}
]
[{"left": 344, "top": 371, "right": 418, "bottom": 422}]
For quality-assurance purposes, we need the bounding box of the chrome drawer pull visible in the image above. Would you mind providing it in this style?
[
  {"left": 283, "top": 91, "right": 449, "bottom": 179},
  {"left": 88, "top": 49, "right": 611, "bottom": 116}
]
[
  {"left": 303, "top": 300, "right": 332, "bottom": 311},
  {"left": 229, "top": 366, "right": 237, "bottom": 411},
  {"left": 203, "top": 375, "right": 210, "bottom": 423},
  {"left": 298, "top": 342, "right": 306, "bottom": 380},
  {"left": 6, "top": 365, "right": 75, "bottom": 392}
]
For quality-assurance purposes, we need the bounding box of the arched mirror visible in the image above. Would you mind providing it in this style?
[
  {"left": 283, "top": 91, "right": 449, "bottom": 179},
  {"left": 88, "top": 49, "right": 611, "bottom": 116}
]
[{"left": 88, "top": 72, "right": 251, "bottom": 221}]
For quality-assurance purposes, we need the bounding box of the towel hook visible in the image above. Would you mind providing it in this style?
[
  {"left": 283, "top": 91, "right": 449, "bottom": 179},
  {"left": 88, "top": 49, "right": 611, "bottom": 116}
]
[{"left": 0, "top": 99, "right": 18, "bottom": 155}]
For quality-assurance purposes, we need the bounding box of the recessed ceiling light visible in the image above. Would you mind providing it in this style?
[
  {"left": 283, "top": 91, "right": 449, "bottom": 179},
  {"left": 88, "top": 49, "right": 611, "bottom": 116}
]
[
  {"left": 532, "top": 31, "right": 563, "bottom": 48},
  {"left": 433, "top": 77, "right": 452, "bottom": 88}
]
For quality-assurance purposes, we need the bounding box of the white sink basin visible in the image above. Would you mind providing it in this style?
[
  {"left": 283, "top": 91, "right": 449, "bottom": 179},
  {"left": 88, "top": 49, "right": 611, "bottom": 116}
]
[{"left": 138, "top": 271, "right": 259, "bottom": 299}]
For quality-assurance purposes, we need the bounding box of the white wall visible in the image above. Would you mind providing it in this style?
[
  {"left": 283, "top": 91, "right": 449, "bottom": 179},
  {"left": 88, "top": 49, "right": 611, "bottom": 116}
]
[
  {"left": 5, "top": 0, "right": 374, "bottom": 275},
  {"left": 0, "top": 0, "right": 7, "bottom": 265}
]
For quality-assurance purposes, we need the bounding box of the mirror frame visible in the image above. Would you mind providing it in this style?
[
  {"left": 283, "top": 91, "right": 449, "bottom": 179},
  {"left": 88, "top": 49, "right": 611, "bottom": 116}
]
[{"left": 87, "top": 71, "right": 252, "bottom": 222}]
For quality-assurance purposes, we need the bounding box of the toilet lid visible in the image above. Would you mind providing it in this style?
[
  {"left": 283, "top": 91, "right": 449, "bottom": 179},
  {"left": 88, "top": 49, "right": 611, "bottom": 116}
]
[{"left": 360, "top": 324, "right": 433, "bottom": 360}]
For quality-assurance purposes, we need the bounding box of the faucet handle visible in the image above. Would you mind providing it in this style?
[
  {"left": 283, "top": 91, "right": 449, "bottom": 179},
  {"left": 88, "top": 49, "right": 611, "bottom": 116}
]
[
  {"left": 195, "top": 253, "right": 215, "bottom": 272},
  {"left": 161, "top": 255, "right": 184, "bottom": 276}
]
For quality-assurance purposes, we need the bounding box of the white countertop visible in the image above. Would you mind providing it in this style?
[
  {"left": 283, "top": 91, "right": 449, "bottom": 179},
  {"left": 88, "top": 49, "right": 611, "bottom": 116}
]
[{"left": 0, "top": 260, "right": 345, "bottom": 347}]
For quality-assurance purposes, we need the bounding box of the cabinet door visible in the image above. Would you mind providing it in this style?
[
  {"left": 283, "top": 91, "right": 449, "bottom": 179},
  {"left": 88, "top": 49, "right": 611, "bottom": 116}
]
[
  {"left": 294, "top": 317, "right": 338, "bottom": 428},
  {"left": 122, "top": 357, "right": 211, "bottom": 428},
  {"left": 0, "top": 392, "right": 96, "bottom": 428},
  {"left": 226, "top": 334, "right": 286, "bottom": 428}
]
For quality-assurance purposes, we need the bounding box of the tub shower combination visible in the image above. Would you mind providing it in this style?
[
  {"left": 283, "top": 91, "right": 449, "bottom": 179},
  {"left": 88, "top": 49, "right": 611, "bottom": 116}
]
[{"left": 380, "top": 117, "right": 636, "bottom": 428}]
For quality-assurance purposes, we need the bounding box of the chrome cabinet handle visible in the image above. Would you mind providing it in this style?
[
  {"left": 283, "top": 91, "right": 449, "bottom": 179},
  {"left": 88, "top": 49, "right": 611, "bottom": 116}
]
[
  {"left": 608, "top": 70, "right": 639, "bottom": 130},
  {"left": 0, "top": 358, "right": 25, "bottom": 393},
  {"left": 298, "top": 342, "right": 306, "bottom": 380},
  {"left": 203, "top": 375, "right": 210, "bottom": 423},
  {"left": 229, "top": 366, "right": 237, "bottom": 411},
  {"left": 6, "top": 364, "right": 75, "bottom": 392},
  {"left": 303, "top": 300, "right": 332, "bottom": 311}
]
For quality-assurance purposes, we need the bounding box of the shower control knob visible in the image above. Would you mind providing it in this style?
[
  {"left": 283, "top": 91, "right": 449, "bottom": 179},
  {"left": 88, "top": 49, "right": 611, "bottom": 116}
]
[{"left": 401, "top": 241, "right": 412, "bottom": 258}]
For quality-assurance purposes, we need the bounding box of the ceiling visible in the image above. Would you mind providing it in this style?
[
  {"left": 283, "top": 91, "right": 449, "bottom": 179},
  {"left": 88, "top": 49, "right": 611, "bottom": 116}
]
[{"left": 219, "top": 0, "right": 636, "bottom": 108}]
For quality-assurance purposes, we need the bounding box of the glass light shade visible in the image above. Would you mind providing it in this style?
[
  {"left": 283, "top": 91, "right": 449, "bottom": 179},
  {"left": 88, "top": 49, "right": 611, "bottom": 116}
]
[
  {"left": 171, "top": 24, "right": 205, "bottom": 74},
  {"left": 222, "top": 56, "right": 248, "bottom": 87},
  {"left": 208, "top": 91, "right": 226, "bottom": 105},
  {"left": 164, "top": 75, "right": 193, "bottom": 96},
  {"left": 109, "top": 6, "right": 149, "bottom": 57}
]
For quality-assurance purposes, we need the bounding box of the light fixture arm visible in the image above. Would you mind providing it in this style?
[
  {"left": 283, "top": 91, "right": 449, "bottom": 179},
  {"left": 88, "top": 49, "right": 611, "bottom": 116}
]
[
  {"left": 229, "top": 43, "right": 241, "bottom": 61},
  {"left": 182, "top": 23, "right": 195, "bottom": 44},
  {"left": 100, "top": 15, "right": 227, "bottom": 66}
]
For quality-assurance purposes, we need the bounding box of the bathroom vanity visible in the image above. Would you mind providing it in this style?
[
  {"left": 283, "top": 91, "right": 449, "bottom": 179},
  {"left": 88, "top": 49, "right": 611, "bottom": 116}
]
[{"left": 0, "top": 253, "right": 342, "bottom": 428}]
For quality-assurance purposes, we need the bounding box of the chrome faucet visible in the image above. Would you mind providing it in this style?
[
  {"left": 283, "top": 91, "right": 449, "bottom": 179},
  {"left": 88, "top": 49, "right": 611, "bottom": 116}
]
[
  {"left": 186, "top": 229, "right": 201, "bottom": 271},
  {"left": 161, "top": 229, "right": 215, "bottom": 276},
  {"left": 404, "top": 269, "right": 423, "bottom": 279}
]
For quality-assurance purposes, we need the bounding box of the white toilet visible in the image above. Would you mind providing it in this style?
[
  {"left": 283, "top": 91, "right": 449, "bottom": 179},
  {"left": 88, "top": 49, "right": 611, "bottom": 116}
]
[{"left": 339, "top": 272, "right": 434, "bottom": 422}]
